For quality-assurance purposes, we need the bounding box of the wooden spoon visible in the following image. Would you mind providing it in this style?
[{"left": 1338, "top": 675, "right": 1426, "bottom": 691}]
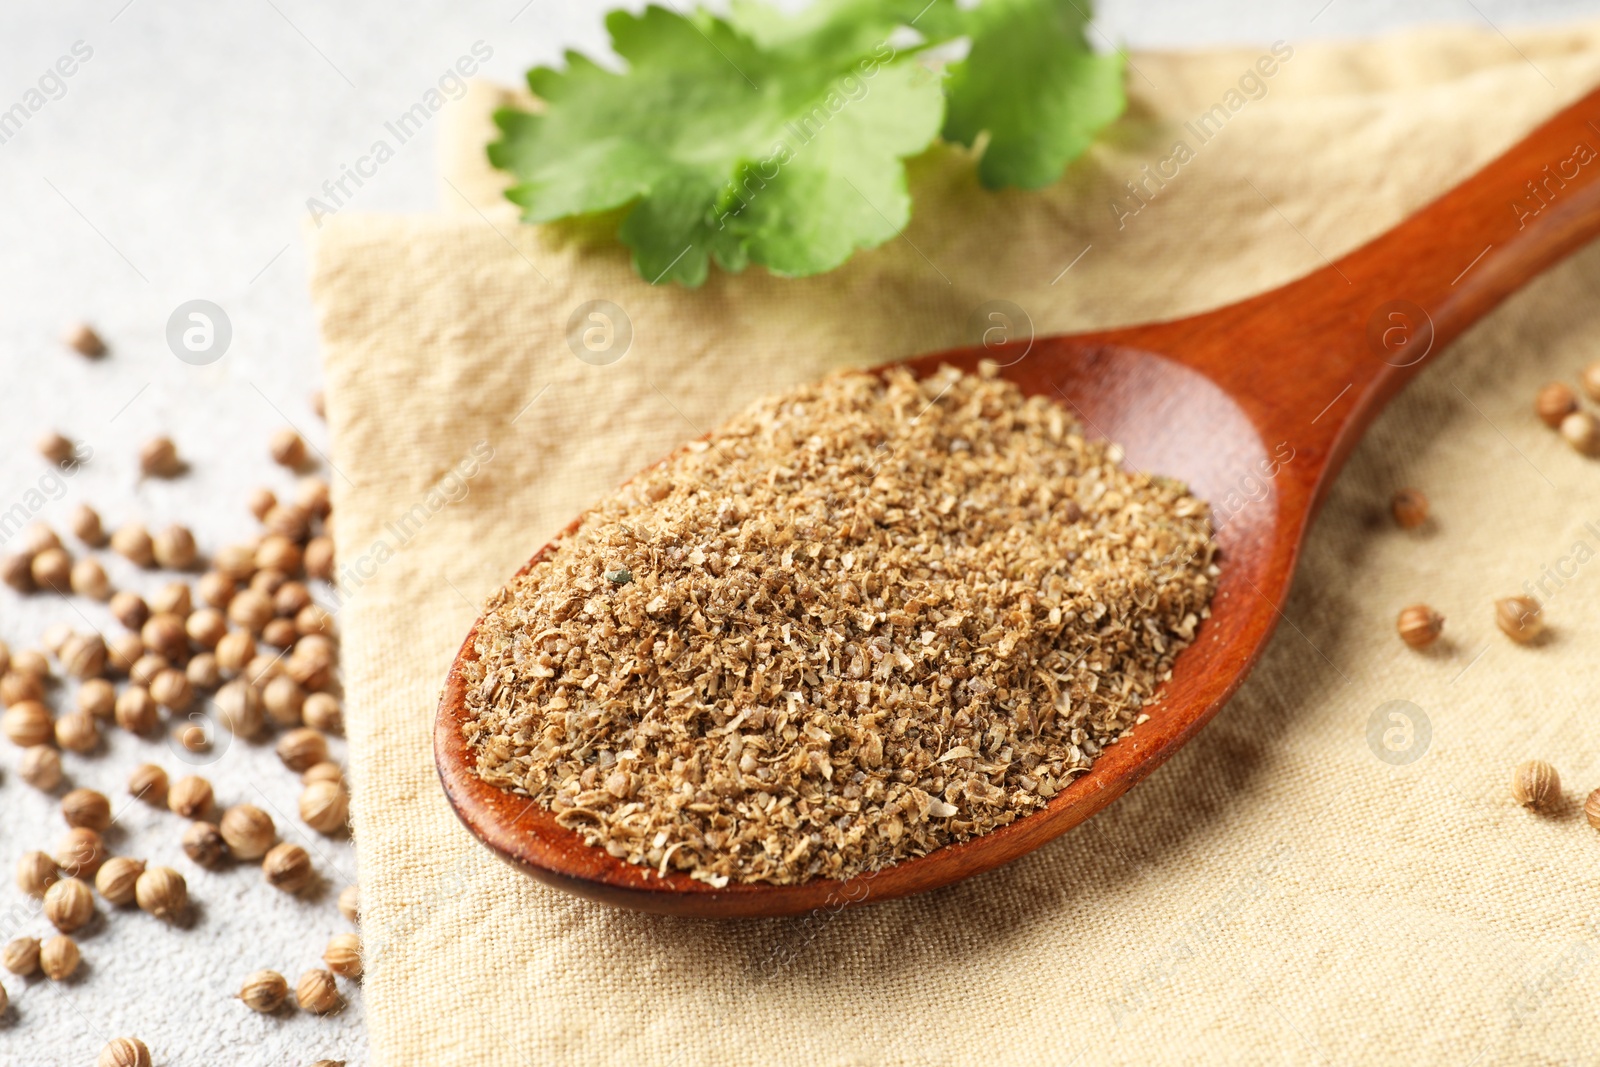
[{"left": 437, "top": 86, "right": 1600, "bottom": 917}]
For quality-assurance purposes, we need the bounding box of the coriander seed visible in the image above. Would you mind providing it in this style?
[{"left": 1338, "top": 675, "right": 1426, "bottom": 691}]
[
  {"left": 274, "top": 580, "right": 312, "bottom": 617},
  {"left": 43, "top": 876, "right": 95, "bottom": 932},
  {"left": 300, "top": 781, "right": 349, "bottom": 834},
  {"left": 1536, "top": 381, "right": 1579, "bottom": 426},
  {"left": 177, "top": 724, "right": 208, "bottom": 752},
  {"left": 95, "top": 856, "right": 146, "bottom": 906},
  {"left": 149, "top": 667, "right": 193, "bottom": 711},
  {"left": 10, "top": 647, "right": 48, "bottom": 677},
  {"left": 294, "top": 968, "right": 342, "bottom": 1014},
  {"left": 1, "top": 670, "right": 46, "bottom": 704},
  {"left": 1396, "top": 606, "right": 1445, "bottom": 649},
  {"left": 111, "top": 522, "right": 156, "bottom": 568},
  {"left": 214, "top": 541, "right": 258, "bottom": 582},
  {"left": 71, "top": 503, "right": 106, "bottom": 546},
  {"left": 139, "top": 435, "right": 182, "bottom": 478},
  {"left": 140, "top": 612, "right": 187, "bottom": 661},
  {"left": 3, "top": 701, "right": 53, "bottom": 747},
  {"left": 110, "top": 590, "right": 150, "bottom": 630},
  {"left": 62, "top": 787, "right": 112, "bottom": 831},
  {"left": 39, "top": 935, "right": 79, "bottom": 980},
  {"left": 270, "top": 428, "right": 309, "bottom": 469},
  {"left": 1560, "top": 411, "right": 1600, "bottom": 455},
  {"left": 264, "top": 503, "right": 310, "bottom": 541},
  {"left": 181, "top": 821, "right": 228, "bottom": 868},
  {"left": 185, "top": 652, "right": 220, "bottom": 691},
  {"left": 240, "top": 969, "right": 290, "bottom": 1013},
  {"left": 78, "top": 677, "right": 116, "bottom": 718},
  {"left": 215, "top": 630, "right": 256, "bottom": 675},
  {"left": 114, "top": 686, "right": 159, "bottom": 735},
  {"left": 55, "top": 827, "right": 106, "bottom": 877},
  {"left": 64, "top": 322, "right": 105, "bottom": 356},
  {"left": 296, "top": 476, "right": 331, "bottom": 516},
  {"left": 98, "top": 1037, "right": 152, "bottom": 1067},
  {"left": 256, "top": 534, "right": 302, "bottom": 576},
  {"left": 228, "top": 588, "right": 274, "bottom": 633},
  {"left": 1, "top": 552, "right": 32, "bottom": 592},
  {"left": 214, "top": 679, "right": 264, "bottom": 737},
  {"left": 56, "top": 711, "right": 100, "bottom": 753},
  {"left": 31, "top": 547, "right": 72, "bottom": 592},
  {"left": 134, "top": 866, "right": 187, "bottom": 920},
  {"left": 337, "top": 884, "right": 359, "bottom": 924},
  {"left": 36, "top": 430, "right": 76, "bottom": 466},
  {"left": 196, "top": 570, "right": 236, "bottom": 609},
  {"left": 264, "top": 675, "right": 306, "bottom": 727},
  {"left": 17, "top": 850, "right": 59, "bottom": 897},
  {"left": 149, "top": 579, "right": 192, "bottom": 617},
  {"left": 263, "top": 842, "right": 313, "bottom": 895},
  {"left": 1495, "top": 595, "right": 1544, "bottom": 644},
  {"left": 303, "top": 761, "right": 343, "bottom": 787},
  {"left": 303, "top": 692, "right": 342, "bottom": 734},
  {"left": 167, "top": 775, "right": 213, "bottom": 819},
  {"left": 261, "top": 617, "right": 299, "bottom": 649},
  {"left": 185, "top": 608, "right": 227, "bottom": 649},
  {"left": 60, "top": 632, "right": 106, "bottom": 680},
  {"left": 277, "top": 726, "right": 327, "bottom": 771},
  {"left": 1512, "top": 759, "right": 1560, "bottom": 810},
  {"left": 3, "top": 937, "right": 40, "bottom": 977},
  {"left": 70, "top": 556, "right": 112, "bottom": 600},
  {"left": 152, "top": 524, "right": 198, "bottom": 570},
  {"left": 296, "top": 604, "right": 333, "bottom": 637},
  {"left": 219, "top": 804, "right": 275, "bottom": 860},
  {"left": 127, "top": 763, "right": 168, "bottom": 804},
  {"left": 130, "top": 653, "right": 169, "bottom": 690},
  {"left": 1585, "top": 787, "right": 1600, "bottom": 830},
  {"left": 323, "top": 932, "right": 361, "bottom": 979},
  {"left": 20, "top": 744, "right": 62, "bottom": 790},
  {"left": 304, "top": 537, "right": 335, "bottom": 581},
  {"left": 247, "top": 486, "right": 277, "bottom": 521}
]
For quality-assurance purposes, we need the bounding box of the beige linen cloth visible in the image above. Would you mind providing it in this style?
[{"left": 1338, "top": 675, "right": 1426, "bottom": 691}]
[{"left": 310, "top": 23, "right": 1600, "bottom": 1065}]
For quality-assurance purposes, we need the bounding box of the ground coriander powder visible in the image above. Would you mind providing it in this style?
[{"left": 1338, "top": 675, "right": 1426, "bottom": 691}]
[{"left": 463, "top": 365, "right": 1217, "bottom": 886}]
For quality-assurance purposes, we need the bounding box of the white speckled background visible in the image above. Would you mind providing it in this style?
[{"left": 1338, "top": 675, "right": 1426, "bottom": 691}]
[{"left": 3, "top": 2, "right": 1597, "bottom": 1064}]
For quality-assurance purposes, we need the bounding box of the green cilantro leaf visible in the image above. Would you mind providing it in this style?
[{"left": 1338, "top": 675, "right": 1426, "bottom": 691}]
[
  {"left": 488, "top": 0, "right": 1124, "bottom": 285},
  {"left": 941, "top": 0, "right": 1125, "bottom": 189}
]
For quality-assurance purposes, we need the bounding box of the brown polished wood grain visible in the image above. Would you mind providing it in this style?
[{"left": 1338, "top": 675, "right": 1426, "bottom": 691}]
[{"left": 437, "top": 86, "right": 1600, "bottom": 917}]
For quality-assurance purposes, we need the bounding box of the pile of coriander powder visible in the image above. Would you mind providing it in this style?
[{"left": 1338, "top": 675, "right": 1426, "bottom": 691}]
[{"left": 462, "top": 365, "right": 1217, "bottom": 886}]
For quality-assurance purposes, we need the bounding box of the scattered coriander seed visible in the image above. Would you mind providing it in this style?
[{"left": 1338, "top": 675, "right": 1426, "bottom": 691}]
[
  {"left": 149, "top": 580, "right": 192, "bottom": 617},
  {"left": 1560, "top": 411, "right": 1600, "bottom": 456},
  {"left": 64, "top": 322, "right": 106, "bottom": 357},
  {"left": 261, "top": 617, "right": 300, "bottom": 649},
  {"left": 181, "top": 821, "right": 228, "bottom": 868},
  {"left": 55, "top": 827, "right": 106, "bottom": 877},
  {"left": 31, "top": 547, "right": 72, "bottom": 592},
  {"left": 139, "top": 435, "right": 183, "bottom": 478},
  {"left": 22, "top": 524, "right": 61, "bottom": 555},
  {"left": 303, "top": 536, "right": 335, "bottom": 581},
  {"left": 323, "top": 932, "right": 361, "bottom": 979},
  {"left": 1, "top": 671, "right": 46, "bottom": 705},
  {"left": 337, "top": 884, "right": 359, "bottom": 924},
  {"left": 1, "top": 552, "right": 32, "bottom": 592},
  {"left": 295, "top": 968, "right": 342, "bottom": 1014},
  {"left": 127, "top": 763, "right": 168, "bottom": 805},
  {"left": 134, "top": 866, "right": 187, "bottom": 919},
  {"left": 109, "top": 590, "right": 151, "bottom": 630},
  {"left": 264, "top": 676, "right": 306, "bottom": 728},
  {"left": 273, "top": 580, "right": 312, "bottom": 617},
  {"left": 248, "top": 486, "right": 278, "bottom": 521},
  {"left": 295, "top": 476, "right": 330, "bottom": 515},
  {"left": 219, "top": 805, "right": 276, "bottom": 860},
  {"left": 60, "top": 633, "right": 107, "bottom": 680},
  {"left": 1536, "top": 381, "right": 1579, "bottom": 427},
  {"left": 2, "top": 701, "right": 54, "bottom": 747},
  {"left": 129, "top": 653, "right": 169, "bottom": 690},
  {"left": 248, "top": 653, "right": 285, "bottom": 689},
  {"left": 214, "top": 679, "right": 264, "bottom": 738},
  {"left": 149, "top": 667, "right": 193, "bottom": 711},
  {"left": 296, "top": 604, "right": 333, "bottom": 637},
  {"left": 97, "top": 1037, "right": 152, "bottom": 1067},
  {"left": 43, "top": 876, "right": 95, "bottom": 932},
  {"left": 111, "top": 522, "right": 156, "bottom": 568},
  {"left": 10, "top": 647, "right": 49, "bottom": 677},
  {"left": 3, "top": 937, "right": 40, "bottom": 977},
  {"left": 197, "top": 570, "right": 237, "bottom": 610},
  {"left": 185, "top": 652, "right": 221, "bottom": 691},
  {"left": 300, "top": 781, "right": 349, "bottom": 835},
  {"left": 114, "top": 686, "right": 159, "bottom": 735},
  {"left": 78, "top": 677, "right": 116, "bottom": 719},
  {"left": 256, "top": 534, "right": 302, "bottom": 576},
  {"left": 106, "top": 637, "right": 140, "bottom": 680},
  {"left": 302, "top": 693, "right": 342, "bottom": 734},
  {"left": 1512, "top": 759, "right": 1561, "bottom": 811},
  {"left": 214, "top": 541, "right": 258, "bottom": 582},
  {"left": 95, "top": 856, "right": 146, "bottom": 906},
  {"left": 228, "top": 588, "right": 274, "bottom": 633},
  {"left": 277, "top": 727, "right": 327, "bottom": 772},
  {"left": 18, "top": 850, "right": 60, "bottom": 897},
  {"left": 168, "top": 775, "right": 213, "bottom": 820},
  {"left": 215, "top": 630, "right": 257, "bottom": 675},
  {"left": 55, "top": 711, "right": 100, "bottom": 754},
  {"left": 270, "top": 428, "right": 309, "bottom": 469},
  {"left": 71, "top": 503, "right": 106, "bottom": 546},
  {"left": 36, "top": 430, "right": 77, "bottom": 466},
  {"left": 250, "top": 567, "right": 287, "bottom": 597},
  {"left": 20, "top": 744, "right": 62, "bottom": 791},
  {"left": 303, "top": 761, "right": 343, "bottom": 787},
  {"left": 152, "top": 524, "right": 198, "bottom": 570},
  {"left": 70, "top": 556, "right": 112, "bottom": 600},
  {"left": 1585, "top": 787, "right": 1600, "bottom": 830},
  {"left": 1495, "top": 595, "right": 1544, "bottom": 644},
  {"left": 240, "top": 969, "right": 290, "bottom": 1013},
  {"left": 140, "top": 613, "right": 187, "bottom": 661},
  {"left": 62, "top": 788, "right": 112, "bottom": 831},
  {"left": 39, "top": 934, "right": 80, "bottom": 980},
  {"left": 287, "top": 651, "right": 332, "bottom": 693},
  {"left": 263, "top": 842, "right": 313, "bottom": 895},
  {"left": 177, "top": 724, "right": 208, "bottom": 752},
  {"left": 185, "top": 608, "right": 227, "bottom": 649},
  {"left": 264, "top": 503, "right": 310, "bottom": 541}
]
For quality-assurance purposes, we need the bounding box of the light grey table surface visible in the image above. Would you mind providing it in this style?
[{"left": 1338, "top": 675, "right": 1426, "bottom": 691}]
[{"left": 1, "top": 2, "right": 1594, "bottom": 1065}]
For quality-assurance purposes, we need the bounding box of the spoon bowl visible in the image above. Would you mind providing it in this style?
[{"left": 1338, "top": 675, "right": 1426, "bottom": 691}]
[{"left": 437, "top": 85, "right": 1600, "bottom": 916}]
